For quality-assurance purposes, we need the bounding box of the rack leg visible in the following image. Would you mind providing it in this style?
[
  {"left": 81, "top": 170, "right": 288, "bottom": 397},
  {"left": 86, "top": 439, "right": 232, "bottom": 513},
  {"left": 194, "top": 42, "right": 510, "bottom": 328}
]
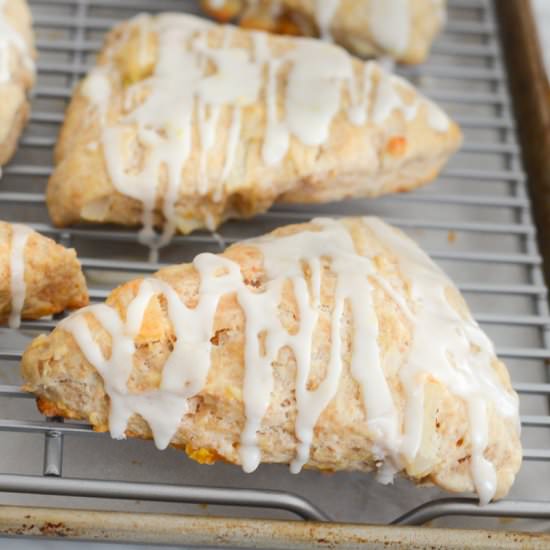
[{"left": 43, "top": 419, "right": 64, "bottom": 477}]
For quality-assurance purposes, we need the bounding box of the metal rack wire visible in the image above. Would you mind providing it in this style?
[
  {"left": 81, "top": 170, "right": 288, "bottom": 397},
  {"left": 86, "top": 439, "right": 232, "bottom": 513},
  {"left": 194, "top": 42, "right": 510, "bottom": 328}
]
[{"left": 1, "top": 0, "right": 550, "bottom": 534}]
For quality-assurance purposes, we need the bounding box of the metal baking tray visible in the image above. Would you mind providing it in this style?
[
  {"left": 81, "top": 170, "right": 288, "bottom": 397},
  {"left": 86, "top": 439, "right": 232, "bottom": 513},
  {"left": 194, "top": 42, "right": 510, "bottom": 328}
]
[
  {"left": 1, "top": 0, "right": 550, "bottom": 545},
  {"left": 496, "top": 0, "right": 550, "bottom": 292}
]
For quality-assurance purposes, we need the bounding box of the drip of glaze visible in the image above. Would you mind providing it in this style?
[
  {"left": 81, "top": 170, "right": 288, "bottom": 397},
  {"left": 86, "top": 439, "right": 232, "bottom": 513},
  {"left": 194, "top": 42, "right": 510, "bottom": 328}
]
[
  {"left": 426, "top": 101, "right": 451, "bottom": 132},
  {"left": 198, "top": 102, "right": 222, "bottom": 194},
  {"left": 372, "top": 71, "right": 419, "bottom": 125},
  {"left": 0, "top": 0, "right": 34, "bottom": 83},
  {"left": 432, "top": 0, "right": 447, "bottom": 25},
  {"left": 253, "top": 32, "right": 354, "bottom": 165},
  {"left": 313, "top": 0, "right": 340, "bottom": 41},
  {"left": 284, "top": 41, "right": 351, "bottom": 148},
  {"left": 346, "top": 62, "right": 449, "bottom": 132},
  {"left": 368, "top": 0, "right": 410, "bottom": 56},
  {"left": 81, "top": 68, "right": 111, "bottom": 122},
  {"left": 363, "top": 217, "right": 519, "bottom": 505},
  {"left": 252, "top": 33, "right": 288, "bottom": 166},
  {"left": 347, "top": 62, "right": 375, "bottom": 126},
  {"left": 218, "top": 105, "right": 241, "bottom": 196},
  {"left": 8, "top": 224, "right": 32, "bottom": 329},
  {"left": 61, "top": 217, "right": 518, "bottom": 503},
  {"left": 101, "top": 15, "right": 262, "bottom": 258}
]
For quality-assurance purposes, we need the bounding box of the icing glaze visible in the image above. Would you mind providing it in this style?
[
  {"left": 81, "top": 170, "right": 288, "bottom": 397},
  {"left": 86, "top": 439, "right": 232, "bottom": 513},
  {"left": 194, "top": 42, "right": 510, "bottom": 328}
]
[
  {"left": 366, "top": 217, "right": 518, "bottom": 504},
  {"left": 208, "top": 0, "right": 226, "bottom": 8},
  {"left": 0, "top": 0, "right": 34, "bottom": 83},
  {"left": 60, "top": 217, "right": 518, "bottom": 503},
  {"left": 371, "top": 71, "right": 418, "bottom": 124},
  {"left": 81, "top": 68, "right": 111, "bottom": 122},
  {"left": 368, "top": 0, "right": 410, "bottom": 56},
  {"left": 347, "top": 62, "right": 375, "bottom": 126},
  {"left": 432, "top": 0, "right": 447, "bottom": 25},
  {"left": 81, "top": 14, "right": 451, "bottom": 256},
  {"left": 8, "top": 223, "right": 31, "bottom": 329},
  {"left": 313, "top": 0, "right": 339, "bottom": 41}
]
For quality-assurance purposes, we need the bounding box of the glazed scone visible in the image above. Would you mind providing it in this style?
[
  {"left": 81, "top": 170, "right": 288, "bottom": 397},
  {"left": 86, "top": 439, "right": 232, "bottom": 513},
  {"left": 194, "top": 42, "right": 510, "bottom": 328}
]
[
  {"left": 0, "top": 0, "right": 35, "bottom": 166},
  {"left": 0, "top": 222, "right": 88, "bottom": 327},
  {"left": 21, "top": 217, "right": 520, "bottom": 503},
  {"left": 201, "top": 0, "right": 446, "bottom": 64},
  {"left": 47, "top": 13, "right": 461, "bottom": 253}
]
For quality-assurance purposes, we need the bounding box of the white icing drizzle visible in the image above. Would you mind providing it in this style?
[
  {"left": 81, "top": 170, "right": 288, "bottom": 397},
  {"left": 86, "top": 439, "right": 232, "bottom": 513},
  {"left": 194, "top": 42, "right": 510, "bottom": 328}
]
[
  {"left": 8, "top": 224, "right": 32, "bottom": 329},
  {"left": 0, "top": 0, "right": 34, "bottom": 83},
  {"left": 81, "top": 68, "right": 111, "bottom": 122},
  {"left": 364, "top": 217, "right": 519, "bottom": 505},
  {"left": 347, "top": 62, "right": 374, "bottom": 126},
  {"left": 247, "top": 221, "right": 394, "bottom": 474},
  {"left": 283, "top": 41, "right": 351, "bottom": 148},
  {"left": 372, "top": 71, "right": 418, "bottom": 124},
  {"left": 82, "top": 14, "right": 450, "bottom": 254},
  {"left": 346, "top": 62, "right": 449, "bottom": 132},
  {"left": 426, "top": 101, "right": 450, "bottom": 132},
  {"left": 198, "top": 102, "right": 222, "bottom": 194},
  {"left": 59, "top": 217, "right": 517, "bottom": 503},
  {"left": 252, "top": 33, "right": 287, "bottom": 166},
  {"left": 313, "top": 0, "right": 340, "bottom": 41},
  {"left": 368, "top": 0, "right": 410, "bottom": 56},
  {"left": 431, "top": 0, "right": 447, "bottom": 25},
  {"left": 220, "top": 106, "right": 241, "bottom": 183}
]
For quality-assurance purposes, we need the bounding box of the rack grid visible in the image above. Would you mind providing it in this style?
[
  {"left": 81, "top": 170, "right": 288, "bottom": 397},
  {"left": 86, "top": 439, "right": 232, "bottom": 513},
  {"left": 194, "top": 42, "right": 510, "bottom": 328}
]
[{"left": 1, "top": 0, "right": 550, "bottom": 535}]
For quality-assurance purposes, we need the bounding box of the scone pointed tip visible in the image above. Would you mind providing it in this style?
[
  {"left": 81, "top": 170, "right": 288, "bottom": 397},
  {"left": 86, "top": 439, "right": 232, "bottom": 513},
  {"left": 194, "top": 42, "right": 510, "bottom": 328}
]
[{"left": 0, "top": 222, "right": 89, "bottom": 326}]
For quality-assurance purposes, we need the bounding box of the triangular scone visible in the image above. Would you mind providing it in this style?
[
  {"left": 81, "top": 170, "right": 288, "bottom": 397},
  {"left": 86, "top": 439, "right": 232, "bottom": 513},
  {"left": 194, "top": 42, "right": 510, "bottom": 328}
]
[
  {"left": 0, "top": 0, "right": 35, "bottom": 165},
  {"left": 47, "top": 14, "right": 461, "bottom": 245},
  {"left": 22, "top": 217, "right": 520, "bottom": 503},
  {"left": 0, "top": 222, "right": 88, "bottom": 327},
  {"left": 201, "top": 0, "right": 446, "bottom": 64}
]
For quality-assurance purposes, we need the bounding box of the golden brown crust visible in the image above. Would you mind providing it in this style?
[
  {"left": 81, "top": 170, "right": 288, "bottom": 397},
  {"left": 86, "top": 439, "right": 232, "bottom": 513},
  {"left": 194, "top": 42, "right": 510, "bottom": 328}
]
[
  {"left": 0, "top": 222, "right": 89, "bottom": 324},
  {"left": 201, "top": 0, "right": 445, "bottom": 64},
  {"left": 0, "top": 97, "right": 29, "bottom": 165},
  {"left": 21, "top": 218, "right": 520, "bottom": 499},
  {"left": 0, "top": 0, "right": 35, "bottom": 165},
  {"left": 47, "top": 14, "right": 461, "bottom": 235}
]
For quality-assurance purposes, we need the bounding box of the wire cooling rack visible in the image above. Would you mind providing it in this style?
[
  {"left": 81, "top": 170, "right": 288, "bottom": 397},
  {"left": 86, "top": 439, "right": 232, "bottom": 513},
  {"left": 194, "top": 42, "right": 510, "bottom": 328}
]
[{"left": 0, "top": 0, "right": 550, "bottom": 539}]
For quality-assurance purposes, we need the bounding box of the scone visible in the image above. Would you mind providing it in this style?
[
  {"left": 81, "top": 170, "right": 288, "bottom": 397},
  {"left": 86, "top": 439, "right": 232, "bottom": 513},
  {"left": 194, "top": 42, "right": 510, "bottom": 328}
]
[
  {"left": 21, "top": 217, "right": 520, "bottom": 504},
  {"left": 0, "top": 0, "right": 35, "bottom": 166},
  {"left": 201, "top": 0, "right": 446, "bottom": 64},
  {"left": 47, "top": 13, "right": 461, "bottom": 254},
  {"left": 0, "top": 222, "right": 88, "bottom": 328}
]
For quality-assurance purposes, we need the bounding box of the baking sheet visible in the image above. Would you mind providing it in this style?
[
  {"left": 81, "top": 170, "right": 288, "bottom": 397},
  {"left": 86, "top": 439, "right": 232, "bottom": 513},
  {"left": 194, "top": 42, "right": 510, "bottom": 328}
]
[{"left": 2, "top": 505, "right": 550, "bottom": 549}]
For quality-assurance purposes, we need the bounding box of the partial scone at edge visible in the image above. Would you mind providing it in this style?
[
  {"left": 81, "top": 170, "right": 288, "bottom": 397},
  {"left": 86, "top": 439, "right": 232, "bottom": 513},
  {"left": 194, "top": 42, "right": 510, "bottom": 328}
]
[
  {"left": 21, "top": 217, "right": 520, "bottom": 501},
  {"left": 0, "top": 0, "right": 36, "bottom": 165},
  {"left": 0, "top": 222, "right": 89, "bottom": 324},
  {"left": 46, "top": 14, "right": 461, "bottom": 236},
  {"left": 0, "top": 92, "right": 30, "bottom": 166},
  {"left": 201, "top": 0, "right": 446, "bottom": 64}
]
